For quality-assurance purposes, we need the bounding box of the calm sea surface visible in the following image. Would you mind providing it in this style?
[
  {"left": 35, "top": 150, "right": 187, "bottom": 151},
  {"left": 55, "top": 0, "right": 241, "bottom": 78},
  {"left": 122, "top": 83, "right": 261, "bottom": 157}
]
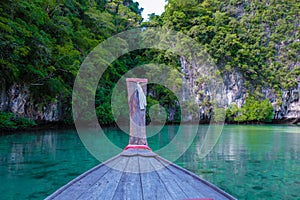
[{"left": 0, "top": 125, "right": 299, "bottom": 199}]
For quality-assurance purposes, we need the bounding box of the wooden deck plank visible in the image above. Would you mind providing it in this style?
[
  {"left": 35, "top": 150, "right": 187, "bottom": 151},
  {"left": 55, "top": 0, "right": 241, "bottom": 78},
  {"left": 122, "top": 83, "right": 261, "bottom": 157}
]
[
  {"left": 46, "top": 156, "right": 122, "bottom": 200},
  {"left": 77, "top": 155, "right": 130, "bottom": 200},
  {"left": 139, "top": 156, "right": 173, "bottom": 200},
  {"left": 157, "top": 156, "right": 236, "bottom": 200},
  {"left": 112, "top": 156, "right": 143, "bottom": 200},
  {"left": 47, "top": 150, "right": 236, "bottom": 200},
  {"left": 55, "top": 165, "right": 112, "bottom": 200},
  {"left": 158, "top": 158, "right": 224, "bottom": 199},
  {"left": 157, "top": 159, "right": 207, "bottom": 199},
  {"left": 149, "top": 157, "right": 189, "bottom": 199}
]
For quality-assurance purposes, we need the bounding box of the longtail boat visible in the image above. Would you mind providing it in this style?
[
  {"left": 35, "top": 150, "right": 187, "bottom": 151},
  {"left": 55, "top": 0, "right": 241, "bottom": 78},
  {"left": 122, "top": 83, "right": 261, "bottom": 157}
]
[{"left": 46, "top": 78, "right": 236, "bottom": 200}]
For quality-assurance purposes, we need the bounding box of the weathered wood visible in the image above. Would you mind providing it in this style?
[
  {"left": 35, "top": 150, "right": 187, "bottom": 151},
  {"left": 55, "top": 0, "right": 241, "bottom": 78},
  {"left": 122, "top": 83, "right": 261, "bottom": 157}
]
[
  {"left": 52, "top": 166, "right": 111, "bottom": 199},
  {"left": 45, "top": 156, "right": 122, "bottom": 200},
  {"left": 139, "top": 156, "right": 173, "bottom": 200},
  {"left": 156, "top": 159, "right": 207, "bottom": 198},
  {"left": 112, "top": 156, "right": 143, "bottom": 200},
  {"left": 46, "top": 78, "right": 237, "bottom": 200},
  {"left": 126, "top": 78, "right": 148, "bottom": 145},
  {"left": 77, "top": 156, "right": 129, "bottom": 200},
  {"left": 157, "top": 156, "right": 235, "bottom": 200},
  {"left": 46, "top": 150, "right": 236, "bottom": 200},
  {"left": 149, "top": 157, "right": 188, "bottom": 199}
]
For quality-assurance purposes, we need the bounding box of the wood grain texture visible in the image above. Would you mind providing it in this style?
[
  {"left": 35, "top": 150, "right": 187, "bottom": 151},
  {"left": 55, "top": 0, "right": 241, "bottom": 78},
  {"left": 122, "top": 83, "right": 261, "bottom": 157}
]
[
  {"left": 126, "top": 79, "right": 148, "bottom": 145},
  {"left": 78, "top": 156, "right": 129, "bottom": 200},
  {"left": 45, "top": 156, "right": 121, "bottom": 200},
  {"left": 46, "top": 150, "right": 237, "bottom": 200},
  {"left": 139, "top": 156, "right": 173, "bottom": 200},
  {"left": 113, "top": 156, "right": 143, "bottom": 200}
]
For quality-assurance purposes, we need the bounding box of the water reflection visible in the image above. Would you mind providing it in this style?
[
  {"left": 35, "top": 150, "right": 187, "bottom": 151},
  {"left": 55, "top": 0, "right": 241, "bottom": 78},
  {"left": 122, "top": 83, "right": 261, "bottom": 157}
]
[
  {"left": 179, "top": 125, "right": 300, "bottom": 199},
  {"left": 0, "top": 125, "right": 299, "bottom": 199},
  {"left": 0, "top": 130, "right": 99, "bottom": 200}
]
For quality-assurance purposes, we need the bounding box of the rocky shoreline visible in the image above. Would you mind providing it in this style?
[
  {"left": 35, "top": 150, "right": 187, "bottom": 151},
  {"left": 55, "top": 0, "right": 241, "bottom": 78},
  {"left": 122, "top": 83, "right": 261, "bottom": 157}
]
[
  {"left": 1, "top": 118, "right": 299, "bottom": 134},
  {"left": 1, "top": 70, "right": 299, "bottom": 130}
]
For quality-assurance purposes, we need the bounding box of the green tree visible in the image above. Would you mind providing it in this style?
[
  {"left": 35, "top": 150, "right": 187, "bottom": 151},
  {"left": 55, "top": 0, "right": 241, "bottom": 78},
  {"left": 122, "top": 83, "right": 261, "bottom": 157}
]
[
  {"left": 234, "top": 96, "right": 274, "bottom": 123},
  {"left": 0, "top": 0, "right": 144, "bottom": 128},
  {"left": 226, "top": 103, "right": 239, "bottom": 122}
]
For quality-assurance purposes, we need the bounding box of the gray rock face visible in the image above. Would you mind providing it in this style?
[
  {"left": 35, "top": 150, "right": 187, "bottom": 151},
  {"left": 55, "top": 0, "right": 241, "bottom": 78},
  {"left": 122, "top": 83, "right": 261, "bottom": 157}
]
[
  {"left": 222, "top": 72, "right": 247, "bottom": 109},
  {"left": 0, "top": 83, "right": 60, "bottom": 122},
  {"left": 179, "top": 57, "right": 300, "bottom": 121},
  {"left": 1, "top": 75, "right": 299, "bottom": 123},
  {"left": 277, "top": 85, "right": 300, "bottom": 119},
  {"left": 9, "top": 84, "right": 29, "bottom": 115}
]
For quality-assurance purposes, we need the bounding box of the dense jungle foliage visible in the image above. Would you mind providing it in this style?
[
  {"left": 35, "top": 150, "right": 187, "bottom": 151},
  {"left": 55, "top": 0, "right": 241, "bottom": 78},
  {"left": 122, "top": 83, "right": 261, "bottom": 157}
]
[{"left": 0, "top": 0, "right": 299, "bottom": 129}]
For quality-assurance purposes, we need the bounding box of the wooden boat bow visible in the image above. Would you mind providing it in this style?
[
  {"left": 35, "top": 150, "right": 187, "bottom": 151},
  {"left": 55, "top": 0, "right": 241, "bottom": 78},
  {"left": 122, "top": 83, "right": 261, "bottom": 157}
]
[{"left": 46, "top": 78, "right": 236, "bottom": 200}]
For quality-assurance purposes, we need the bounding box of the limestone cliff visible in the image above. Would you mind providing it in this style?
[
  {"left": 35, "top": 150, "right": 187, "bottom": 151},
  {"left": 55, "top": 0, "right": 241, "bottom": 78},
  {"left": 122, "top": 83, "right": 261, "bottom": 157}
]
[
  {"left": 0, "top": 83, "right": 60, "bottom": 122},
  {"left": 179, "top": 56, "right": 300, "bottom": 122}
]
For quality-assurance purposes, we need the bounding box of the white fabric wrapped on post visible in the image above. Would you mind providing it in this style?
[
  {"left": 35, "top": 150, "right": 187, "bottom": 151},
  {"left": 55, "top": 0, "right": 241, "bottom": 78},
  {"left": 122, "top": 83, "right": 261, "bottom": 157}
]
[{"left": 136, "top": 82, "right": 147, "bottom": 110}]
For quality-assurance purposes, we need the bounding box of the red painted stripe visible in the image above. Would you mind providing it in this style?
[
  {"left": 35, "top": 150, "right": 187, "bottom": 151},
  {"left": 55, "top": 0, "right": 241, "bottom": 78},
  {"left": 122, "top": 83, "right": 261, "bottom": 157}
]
[
  {"left": 126, "top": 78, "right": 148, "bottom": 83},
  {"left": 124, "top": 145, "right": 151, "bottom": 150}
]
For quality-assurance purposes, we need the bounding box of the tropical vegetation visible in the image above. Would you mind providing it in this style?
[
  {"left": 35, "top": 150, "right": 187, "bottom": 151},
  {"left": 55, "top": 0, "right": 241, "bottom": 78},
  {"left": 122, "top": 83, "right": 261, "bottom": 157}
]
[{"left": 0, "top": 0, "right": 299, "bottom": 129}]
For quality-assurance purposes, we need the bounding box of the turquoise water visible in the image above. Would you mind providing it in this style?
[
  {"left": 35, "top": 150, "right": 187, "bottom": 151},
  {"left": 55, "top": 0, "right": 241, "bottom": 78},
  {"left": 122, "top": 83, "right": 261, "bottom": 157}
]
[{"left": 0, "top": 125, "right": 299, "bottom": 199}]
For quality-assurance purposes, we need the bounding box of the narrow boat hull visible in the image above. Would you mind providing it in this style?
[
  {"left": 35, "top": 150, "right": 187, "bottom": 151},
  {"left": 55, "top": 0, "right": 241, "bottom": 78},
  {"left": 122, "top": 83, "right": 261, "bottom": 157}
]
[{"left": 46, "top": 149, "right": 236, "bottom": 200}]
